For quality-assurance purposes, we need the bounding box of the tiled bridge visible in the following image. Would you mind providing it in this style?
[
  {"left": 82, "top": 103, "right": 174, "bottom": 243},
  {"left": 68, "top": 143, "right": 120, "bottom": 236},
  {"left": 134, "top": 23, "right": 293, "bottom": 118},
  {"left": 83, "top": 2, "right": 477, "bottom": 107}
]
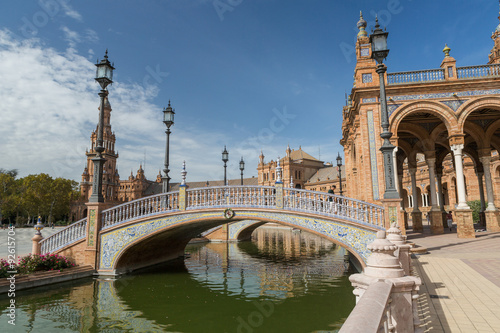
[{"left": 38, "top": 184, "right": 385, "bottom": 275}]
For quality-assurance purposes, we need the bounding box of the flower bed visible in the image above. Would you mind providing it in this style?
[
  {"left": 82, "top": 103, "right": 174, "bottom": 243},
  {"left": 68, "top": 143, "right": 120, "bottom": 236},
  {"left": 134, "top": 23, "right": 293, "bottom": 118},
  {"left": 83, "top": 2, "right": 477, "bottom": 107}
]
[{"left": 0, "top": 254, "right": 75, "bottom": 278}]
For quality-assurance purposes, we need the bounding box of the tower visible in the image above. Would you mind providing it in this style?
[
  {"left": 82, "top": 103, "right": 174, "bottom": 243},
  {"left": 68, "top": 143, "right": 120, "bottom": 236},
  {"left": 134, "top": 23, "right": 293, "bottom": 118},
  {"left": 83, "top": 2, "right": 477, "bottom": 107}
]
[
  {"left": 80, "top": 97, "right": 120, "bottom": 202},
  {"left": 489, "top": 3, "right": 500, "bottom": 64}
]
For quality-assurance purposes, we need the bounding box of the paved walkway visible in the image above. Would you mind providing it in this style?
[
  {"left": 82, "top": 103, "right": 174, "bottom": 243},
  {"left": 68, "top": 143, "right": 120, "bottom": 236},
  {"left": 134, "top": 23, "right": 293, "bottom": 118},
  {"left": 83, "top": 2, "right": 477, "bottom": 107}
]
[
  {"left": 408, "top": 226, "right": 500, "bottom": 333},
  {"left": 0, "top": 226, "right": 65, "bottom": 259}
]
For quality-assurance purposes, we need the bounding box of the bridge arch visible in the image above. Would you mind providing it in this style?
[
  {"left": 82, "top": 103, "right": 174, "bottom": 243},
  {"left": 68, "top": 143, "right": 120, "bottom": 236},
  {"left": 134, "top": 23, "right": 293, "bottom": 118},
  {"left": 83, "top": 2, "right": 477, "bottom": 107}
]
[{"left": 99, "top": 208, "right": 381, "bottom": 275}]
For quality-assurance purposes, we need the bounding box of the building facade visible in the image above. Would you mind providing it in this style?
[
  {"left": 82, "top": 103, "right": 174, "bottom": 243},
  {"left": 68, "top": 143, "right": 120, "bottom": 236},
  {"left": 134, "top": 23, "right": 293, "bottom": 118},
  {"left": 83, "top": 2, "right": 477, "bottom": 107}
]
[
  {"left": 341, "top": 12, "right": 500, "bottom": 235},
  {"left": 257, "top": 146, "right": 346, "bottom": 194}
]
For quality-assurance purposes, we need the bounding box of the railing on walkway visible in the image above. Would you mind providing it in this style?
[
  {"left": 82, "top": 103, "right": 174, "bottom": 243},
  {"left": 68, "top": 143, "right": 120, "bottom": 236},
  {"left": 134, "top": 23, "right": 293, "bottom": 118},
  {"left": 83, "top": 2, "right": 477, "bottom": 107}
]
[
  {"left": 101, "top": 191, "right": 180, "bottom": 229},
  {"left": 339, "top": 281, "right": 393, "bottom": 333},
  {"left": 283, "top": 188, "right": 384, "bottom": 227},
  {"left": 39, "top": 218, "right": 87, "bottom": 254},
  {"left": 387, "top": 68, "right": 444, "bottom": 85},
  {"left": 457, "top": 63, "right": 500, "bottom": 79},
  {"left": 186, "top": 186, "right": 276, "bottom": 208}
]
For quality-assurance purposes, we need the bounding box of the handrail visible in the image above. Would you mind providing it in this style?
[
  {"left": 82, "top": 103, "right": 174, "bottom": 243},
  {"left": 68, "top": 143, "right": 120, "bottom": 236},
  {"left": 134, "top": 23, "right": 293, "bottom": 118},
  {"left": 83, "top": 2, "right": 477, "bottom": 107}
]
[
  {"left": 186, "top": 186, "right": 276, "bottom": 209},
  {"left": 457, "top": 63, "right": 500, "bottom": 79},
  {"left": 101, "top": 191, "right": 180, "bottom": 229},
  {"left": 283, "top": 188, "right": 385, "bottom": 227},
  {"left": 39, "top": 218, "right": 87, "bottom": 254},
  {"left": 387, "top": 68, "right": 444, "bottom": 85},
  {"left": 339, "top": 281, "right": 393, "bottom": 333}
]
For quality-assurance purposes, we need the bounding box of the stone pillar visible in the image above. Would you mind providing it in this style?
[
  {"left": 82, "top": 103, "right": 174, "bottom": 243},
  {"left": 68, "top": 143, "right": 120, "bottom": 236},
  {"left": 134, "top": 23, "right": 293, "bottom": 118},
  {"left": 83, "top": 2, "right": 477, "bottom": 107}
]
[
  {"left": 436, "top": 171, "right": 448, "bottom": 227},
  {"left": 348, "top": 231, "right": 421, "bottom": 332},
  {"left": 409, "top": 168, "right": 422, "bottom": 232},
  {"left": 479, "top": 154, "right": 500, "bottom": 232},
  {"left": 386, "top": 222, "right": 412, "bottom": 276},
  {"left": 479, "top": 155, "right": 497, "bottom": 211},
  {"left": 275, "top": 181, "right": 283, "bottom": 209},
  {"left": 84, "top": 202, "right": 105, "bottom": 269},
  {"left": 32, "top": 234, "right": 43, "bottom": 255},
  {"left": 425, "top": 156, "right": 444, "bottom": 234},
  {"left": 450, "top": 144, "right": 470, "bottom": 209},
  {"left": 455, "top": 209, "right": 475, "bottom": 238},
  {"left": 475, "top": 169, "right": 486, "bottom": 227},
  {"left": 381, "top": 198, "right": 404, "bottom": 232}
]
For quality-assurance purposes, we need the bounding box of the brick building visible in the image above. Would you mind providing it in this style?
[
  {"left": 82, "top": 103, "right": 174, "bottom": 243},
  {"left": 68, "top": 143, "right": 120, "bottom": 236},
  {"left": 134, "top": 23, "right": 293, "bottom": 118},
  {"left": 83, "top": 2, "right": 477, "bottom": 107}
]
[{"left": 341, "top": 12, "right": 500, "bottom": 236}]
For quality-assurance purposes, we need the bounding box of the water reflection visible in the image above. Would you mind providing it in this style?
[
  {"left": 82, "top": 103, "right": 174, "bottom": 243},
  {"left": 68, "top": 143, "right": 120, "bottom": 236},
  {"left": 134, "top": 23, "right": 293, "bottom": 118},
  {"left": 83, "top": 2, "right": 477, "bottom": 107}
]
[{"left": 0, "top": 226, "right": 355, "bottom": 333}]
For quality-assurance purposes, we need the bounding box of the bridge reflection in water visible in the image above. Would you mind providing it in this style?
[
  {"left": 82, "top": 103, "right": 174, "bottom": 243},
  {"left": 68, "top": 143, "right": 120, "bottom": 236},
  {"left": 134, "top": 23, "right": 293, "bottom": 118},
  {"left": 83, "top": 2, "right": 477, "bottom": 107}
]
[{"left": 0, "top": 226, "right": 355, "bottom": 332}]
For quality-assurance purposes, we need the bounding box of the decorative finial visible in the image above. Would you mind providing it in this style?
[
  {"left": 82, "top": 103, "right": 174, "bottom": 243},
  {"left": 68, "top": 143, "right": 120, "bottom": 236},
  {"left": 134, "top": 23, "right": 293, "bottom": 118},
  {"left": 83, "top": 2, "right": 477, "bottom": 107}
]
[
  {"left": 104, "top": 49, "right": 108, "bottom": 59},
  {"left": 443, "top": 44, "right": 451, "bottom": 57},
  {"left": 181, "top": 161, "right": 187, "bottom": 186},
  {"left": 357, "top": 11, "right": 367, "bottom": 38},
  {"left": 34, "top": 216, "right": 44, "bottom": 236},
  {"left": 168, "top": 100, "right": 171, "bottom": 107},
  {"left": 290, "top": 176, "right": 294, "bottom": 188},
  {"left": 374, "top": 15, "right": 380, "bottom": 30}
]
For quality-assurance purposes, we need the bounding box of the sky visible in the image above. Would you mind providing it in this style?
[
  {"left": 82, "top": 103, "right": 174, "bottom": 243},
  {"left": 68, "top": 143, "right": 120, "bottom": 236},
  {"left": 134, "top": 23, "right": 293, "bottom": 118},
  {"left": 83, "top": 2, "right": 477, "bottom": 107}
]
[{"left": 0, "top": 0, "right": 497, "bottom": 184}]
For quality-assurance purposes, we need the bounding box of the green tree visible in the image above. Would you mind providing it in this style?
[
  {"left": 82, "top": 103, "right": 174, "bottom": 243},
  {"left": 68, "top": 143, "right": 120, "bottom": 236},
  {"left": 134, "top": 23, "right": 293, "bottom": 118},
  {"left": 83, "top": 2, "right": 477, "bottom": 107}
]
[{"left": 0, "top": 169, "right": 19, "bottom": 224}]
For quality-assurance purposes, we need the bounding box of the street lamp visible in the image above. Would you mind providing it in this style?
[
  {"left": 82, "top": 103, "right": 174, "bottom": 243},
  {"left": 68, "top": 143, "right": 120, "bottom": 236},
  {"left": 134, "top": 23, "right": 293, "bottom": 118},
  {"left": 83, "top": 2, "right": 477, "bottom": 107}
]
[
  {"left": 336, "top": 153, "right": 343, "bottom": 196},
  {"left": 222, "top": 146, "right": 229, "bottom": 185},
  {"left": 370, "top": 18, "right": 399, "bottom": 199},
  {"left": 239, "top": 157, "right": 245, "bottom": 185},
  {"left": 162, "top": 101, "right": 175, "bottom": 193},
  {"left": 90, "top": 50, "right": 114, "bottom": 203}
]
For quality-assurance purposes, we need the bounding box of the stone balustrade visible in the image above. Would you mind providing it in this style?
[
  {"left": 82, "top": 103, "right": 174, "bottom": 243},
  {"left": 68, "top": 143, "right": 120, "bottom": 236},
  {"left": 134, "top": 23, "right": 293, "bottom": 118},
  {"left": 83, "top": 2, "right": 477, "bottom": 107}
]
[
  {"left": 39, "top": 218, "right": 87, "bottom": 254},
  {"left": 387, "top": 69, "right": 445, "bottom": 85},
  {"left": 386, "top": 63, "right": 500, "bottom": 86},
  {"left": 340, "top": 225, "right": 422, "bottom": 333}
]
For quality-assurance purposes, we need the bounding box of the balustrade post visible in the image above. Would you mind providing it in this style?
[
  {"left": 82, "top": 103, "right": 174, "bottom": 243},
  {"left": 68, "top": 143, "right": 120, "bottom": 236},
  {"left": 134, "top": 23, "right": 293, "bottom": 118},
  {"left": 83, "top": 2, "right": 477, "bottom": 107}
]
[
  {"left": 347, "top": 231, "right": 421, "bottom": 332},
  {"left": 275, "top": 182, "right": 283, "bottom": 209},
  {"left": 84, "top": 201, "right": 105, "bottom": 269}
]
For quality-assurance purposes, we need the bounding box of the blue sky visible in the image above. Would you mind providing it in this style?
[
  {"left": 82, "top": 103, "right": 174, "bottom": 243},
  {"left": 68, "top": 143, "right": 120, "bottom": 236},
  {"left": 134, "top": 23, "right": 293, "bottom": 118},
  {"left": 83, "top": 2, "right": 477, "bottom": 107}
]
[{"left": 0, "top": 0, "right": 497, "bottom": 183}]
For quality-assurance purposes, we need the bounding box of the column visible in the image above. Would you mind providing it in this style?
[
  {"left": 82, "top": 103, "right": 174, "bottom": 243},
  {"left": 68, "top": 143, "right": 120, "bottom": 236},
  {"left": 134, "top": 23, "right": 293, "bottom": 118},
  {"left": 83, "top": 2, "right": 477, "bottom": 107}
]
[
  {"left": 479, "top": 155, "right": 497, "bottom": 211},
  {"left": 393, "top": 147, "right": 399, "bottom": 193},
  {"left": 409, "top": 168, "right": 422, "bottom": 232},
  {"left": 436, "top": 171, "right": 448, "bottom": 227},
  {"left": 426, "top": 157, "right": 444, "bottom": 234},
  {"left": 475, "top": 167, "right": 486, "bottom": 227},
  {"left": 450, "top": 144, "right": 470, "bottom": 209}
]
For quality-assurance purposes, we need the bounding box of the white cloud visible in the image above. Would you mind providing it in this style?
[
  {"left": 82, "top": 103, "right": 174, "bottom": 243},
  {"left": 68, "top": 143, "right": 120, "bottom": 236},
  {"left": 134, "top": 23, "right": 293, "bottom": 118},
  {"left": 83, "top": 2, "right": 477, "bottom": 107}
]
[
  {"left": 59, "top": 0, "right": 83, "bottom": 21},
  {"left": 0, "top": 29, "right": 273, "bottom": 184},
  {"left": 61, "top": 26, "right": 80, "bottom": 47}
]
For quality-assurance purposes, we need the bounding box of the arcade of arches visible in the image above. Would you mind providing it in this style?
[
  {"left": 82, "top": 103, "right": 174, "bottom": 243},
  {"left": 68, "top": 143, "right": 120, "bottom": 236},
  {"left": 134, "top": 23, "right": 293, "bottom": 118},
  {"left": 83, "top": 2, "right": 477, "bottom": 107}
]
[{"left": 341, "top": 12, "right": 500, "bottom": 238}]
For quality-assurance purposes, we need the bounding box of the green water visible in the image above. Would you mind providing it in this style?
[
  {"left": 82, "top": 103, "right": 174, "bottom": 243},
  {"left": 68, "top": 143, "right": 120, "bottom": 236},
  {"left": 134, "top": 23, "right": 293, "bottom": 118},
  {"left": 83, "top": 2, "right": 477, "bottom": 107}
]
[{"left": 0, "top": 227, "right": 355, "bottom": 332}]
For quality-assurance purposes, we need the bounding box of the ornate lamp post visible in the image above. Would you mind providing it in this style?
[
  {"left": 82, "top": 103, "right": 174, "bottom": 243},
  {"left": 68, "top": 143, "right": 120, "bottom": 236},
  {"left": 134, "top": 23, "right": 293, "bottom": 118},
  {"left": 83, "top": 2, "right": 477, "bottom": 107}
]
[
  {"left": 90, "top": 50, "right": 114, "bottom": 203},
  {"left": 239, "top": 157, "right": 245, "bottom": 185},
  {"left": 162, "top": 101, "right": 175, "bottom": 193},
  {"left": 370, "top": 18, "right": 399, "bottom": 199},
  {"left": 336, "top": 153, "right": 344, "bottom": 196},
  {"left": 222, "top": 146, "right": 229, "bottom": 185}
]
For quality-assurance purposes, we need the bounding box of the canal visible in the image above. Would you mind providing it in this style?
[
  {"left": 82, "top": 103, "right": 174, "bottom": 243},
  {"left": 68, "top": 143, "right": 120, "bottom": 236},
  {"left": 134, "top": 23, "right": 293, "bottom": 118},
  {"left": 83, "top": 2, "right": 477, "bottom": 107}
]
[{"left": 0, "top": 225, "right": 356, "bottom": 332}]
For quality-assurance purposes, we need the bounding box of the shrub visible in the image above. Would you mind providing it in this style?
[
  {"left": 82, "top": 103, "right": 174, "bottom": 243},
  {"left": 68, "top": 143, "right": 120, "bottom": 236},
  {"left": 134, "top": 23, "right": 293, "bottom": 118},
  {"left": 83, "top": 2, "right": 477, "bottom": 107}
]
[
  {"left": 467, "top": 200, "right": 482, "bottom": 223},
  {"left": 17, "top": 254, "right": 75, "bottom": 274},
  {"left": 0, "top": 259, "right": 15, "bottom": 278}
]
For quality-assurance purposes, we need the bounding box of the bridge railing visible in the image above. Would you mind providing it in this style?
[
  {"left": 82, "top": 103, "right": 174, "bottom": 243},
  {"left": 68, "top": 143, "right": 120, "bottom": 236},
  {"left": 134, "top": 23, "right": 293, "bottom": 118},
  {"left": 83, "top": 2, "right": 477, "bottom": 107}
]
[
  {"left": 39, "top": 218, "right": 87, "bottom": 254},
  {"left": 283, "top": 188, "right": 385, "bottom": 227},
  {"left": 186, "top": 186, "right": 276, "bottom": 209},
  {"left": 101, "top": 191, "right": 180, "bottom": 229}
]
